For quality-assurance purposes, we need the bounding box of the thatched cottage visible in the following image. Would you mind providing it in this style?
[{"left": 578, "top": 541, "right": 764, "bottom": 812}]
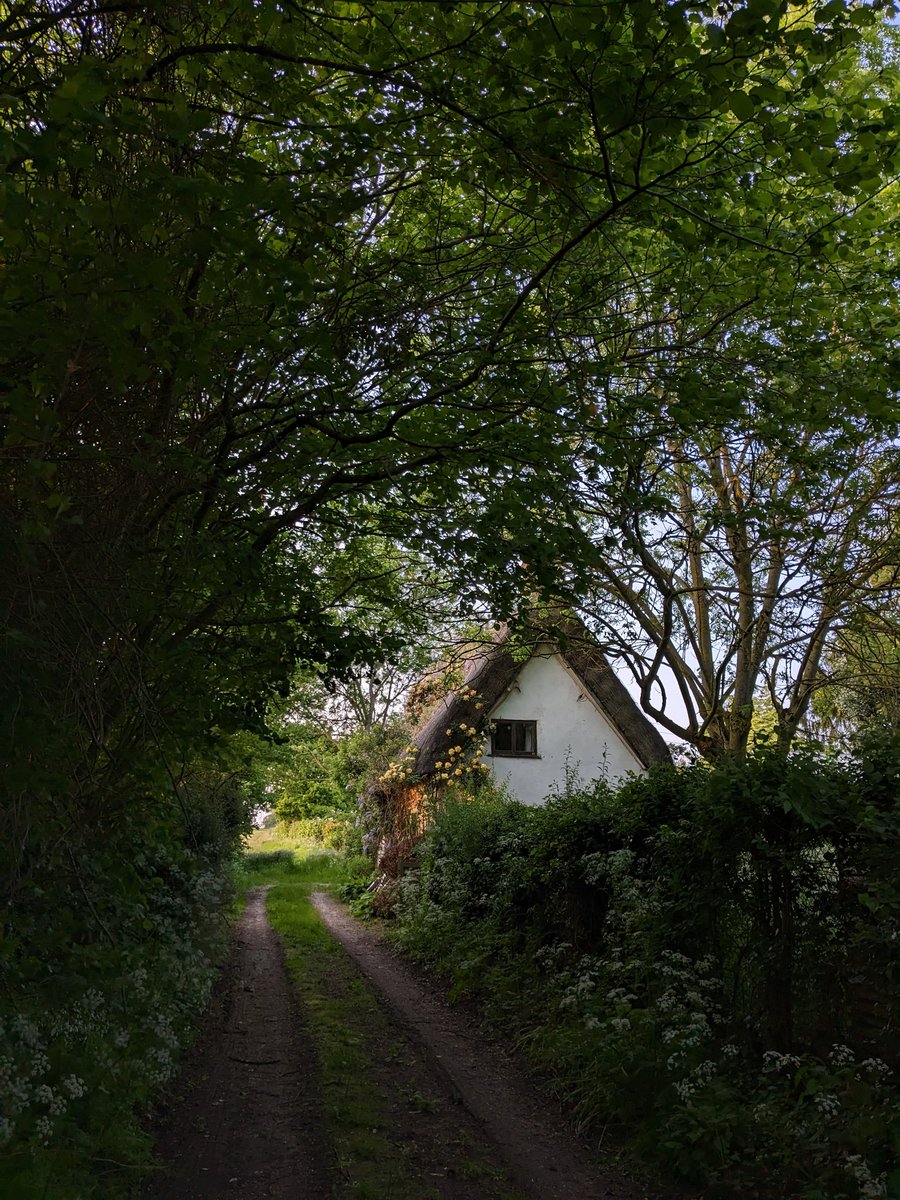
[{"left": 409, "top": 614, "right": 670, "bottom": 806}]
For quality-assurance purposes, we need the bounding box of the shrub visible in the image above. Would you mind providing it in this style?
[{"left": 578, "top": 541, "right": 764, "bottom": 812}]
[
  {"left": 0, "top": 752, "right": 255, "bottom": 1197},
  {"left": 392, "top": 741, "right": 899, "bottom": 1198},
  {"left": 0, "top": 834, "right": 233, "bottom": 1197},
  {"left": 281, "top": 814, "right": 354, "bottom": 851},
  {"left": 275, "top": 779, "right": 346, "bottom": 823}
]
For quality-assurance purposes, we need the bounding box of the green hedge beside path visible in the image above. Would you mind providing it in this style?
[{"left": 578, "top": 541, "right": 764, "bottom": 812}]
[{"left": 392, "top": 735, "right": 899, "bottom": 1200}]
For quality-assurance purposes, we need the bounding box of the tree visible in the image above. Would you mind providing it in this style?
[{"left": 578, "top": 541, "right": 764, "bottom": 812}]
[
  {"left": 5, "top": 3, "right": 900, "bottom": 1175},
  {"left": 527, "top": 10, "right": 900, "bottom": 758},
  {"left": 278, "top": 538, "right": 463, "bottom": 733},
  {"left": 3, "top": 1, "right": 896, "bottom": 814},
  {"left": 575, "top": 412, "right": 900, "bottom": 758},
  {"left": 813, "top": 574, "right": 900, "bottom": 737}
]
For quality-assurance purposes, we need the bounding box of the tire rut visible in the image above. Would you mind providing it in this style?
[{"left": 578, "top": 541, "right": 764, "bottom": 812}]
[
  {"left": 145, "top": 886, "right": 331, "bottom": 1199},
  {"left": 312, "top": 891, "right": 663, "bottom": 1200}
]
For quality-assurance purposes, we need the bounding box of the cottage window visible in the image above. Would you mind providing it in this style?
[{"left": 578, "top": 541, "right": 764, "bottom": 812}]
[{"left": 491, "top": 719, "right": 537, "bottom": 757}]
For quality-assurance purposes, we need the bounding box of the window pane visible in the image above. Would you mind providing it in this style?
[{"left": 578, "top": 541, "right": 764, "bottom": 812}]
[
  {"left": 492, "top": 720, "right": 536, "bottom": 756},
  {"left": 494, "top": 722, "right": 513, "bottom": 753}
]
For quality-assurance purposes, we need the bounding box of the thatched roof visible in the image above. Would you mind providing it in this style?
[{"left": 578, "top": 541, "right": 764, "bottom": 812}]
[{"left": 411, "top": 612, "right": 670, "bottom": 775}]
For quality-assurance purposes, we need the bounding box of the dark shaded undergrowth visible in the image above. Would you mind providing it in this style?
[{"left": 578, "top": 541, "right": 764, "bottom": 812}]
[{"left": 0, "top": 776, "right": 248, "bottom": 1200}]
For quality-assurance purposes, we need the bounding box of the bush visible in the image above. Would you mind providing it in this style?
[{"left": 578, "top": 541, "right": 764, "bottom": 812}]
[
  {"left": 281, "top": 815, "right": 355, "bottom": 851},
  {"left": 0, "top": 833, "right": 233, "bottom": 1197},
  {"left": 0, "top": 755, "right": 254, "bottom": 1197},
  {"left": 243, "top": 848, "right": 298, "bottom": 870},
  {"left": 392, "top": 740, "right": 899, "bottom": 1199},
  {"left": 275, "top": 779, "right": 347, "bottom": 823}
]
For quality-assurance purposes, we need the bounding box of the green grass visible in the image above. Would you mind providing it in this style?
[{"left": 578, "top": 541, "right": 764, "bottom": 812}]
[
  {"left": 0, "top": 1126, "right": 154, "bottom": 1200},
  {"left": 244, "top": 825, "right": 325, "bottom": 854}
]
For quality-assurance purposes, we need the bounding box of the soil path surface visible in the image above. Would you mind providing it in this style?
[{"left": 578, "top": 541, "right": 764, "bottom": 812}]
[
  {"left": 312, "top": 892, "right": 658, "bottom": 1200},
  {"left": 148, "top": 886, "right": 677, "bottom": 1200},
  {"left": 145, "top": 886, "right": 330, "bottom": 1200}
]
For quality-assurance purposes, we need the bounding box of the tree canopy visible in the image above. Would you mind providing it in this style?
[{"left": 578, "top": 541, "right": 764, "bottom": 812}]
[{"left": 0, "top": 0, "right": 896, "bottom": 854}]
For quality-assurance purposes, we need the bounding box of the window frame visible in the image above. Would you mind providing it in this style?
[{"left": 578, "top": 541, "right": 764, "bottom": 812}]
[{"left": 490, "top": 718, "right": 539, "bottom": 758}]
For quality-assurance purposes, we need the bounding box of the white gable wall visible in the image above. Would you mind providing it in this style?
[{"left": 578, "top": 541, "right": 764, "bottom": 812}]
[{"left": 484, "top": 649, "right": 645, "bottom": 806}]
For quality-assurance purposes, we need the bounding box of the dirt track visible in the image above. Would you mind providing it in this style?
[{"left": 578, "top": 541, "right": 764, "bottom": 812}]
[
  {"left": 147, "top": 887, "right": 673, "bottom": 1199},
  {"left": 311, "top": 892, "right": 657, "bottom": 1200},
  {"left": 145, "top": 887, "right": 330, "bottom": 1199}
]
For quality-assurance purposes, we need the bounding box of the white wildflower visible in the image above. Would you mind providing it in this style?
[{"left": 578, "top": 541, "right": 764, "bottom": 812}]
[{"left": 813, "top": 1092, "right": 840, "bottom": 1119}]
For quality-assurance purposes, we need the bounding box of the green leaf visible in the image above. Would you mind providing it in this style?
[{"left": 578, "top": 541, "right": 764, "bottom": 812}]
[{"left": 727, "top": 90, "right": 756, "bottom": 121}]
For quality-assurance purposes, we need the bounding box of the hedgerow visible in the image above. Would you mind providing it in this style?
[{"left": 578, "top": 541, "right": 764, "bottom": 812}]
[
  {"left": 391, "top": 736, "right": 899, "bottom": 1199},
  {"left": 0, "top": 773, "right": 249, "bottom": 1198}
]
